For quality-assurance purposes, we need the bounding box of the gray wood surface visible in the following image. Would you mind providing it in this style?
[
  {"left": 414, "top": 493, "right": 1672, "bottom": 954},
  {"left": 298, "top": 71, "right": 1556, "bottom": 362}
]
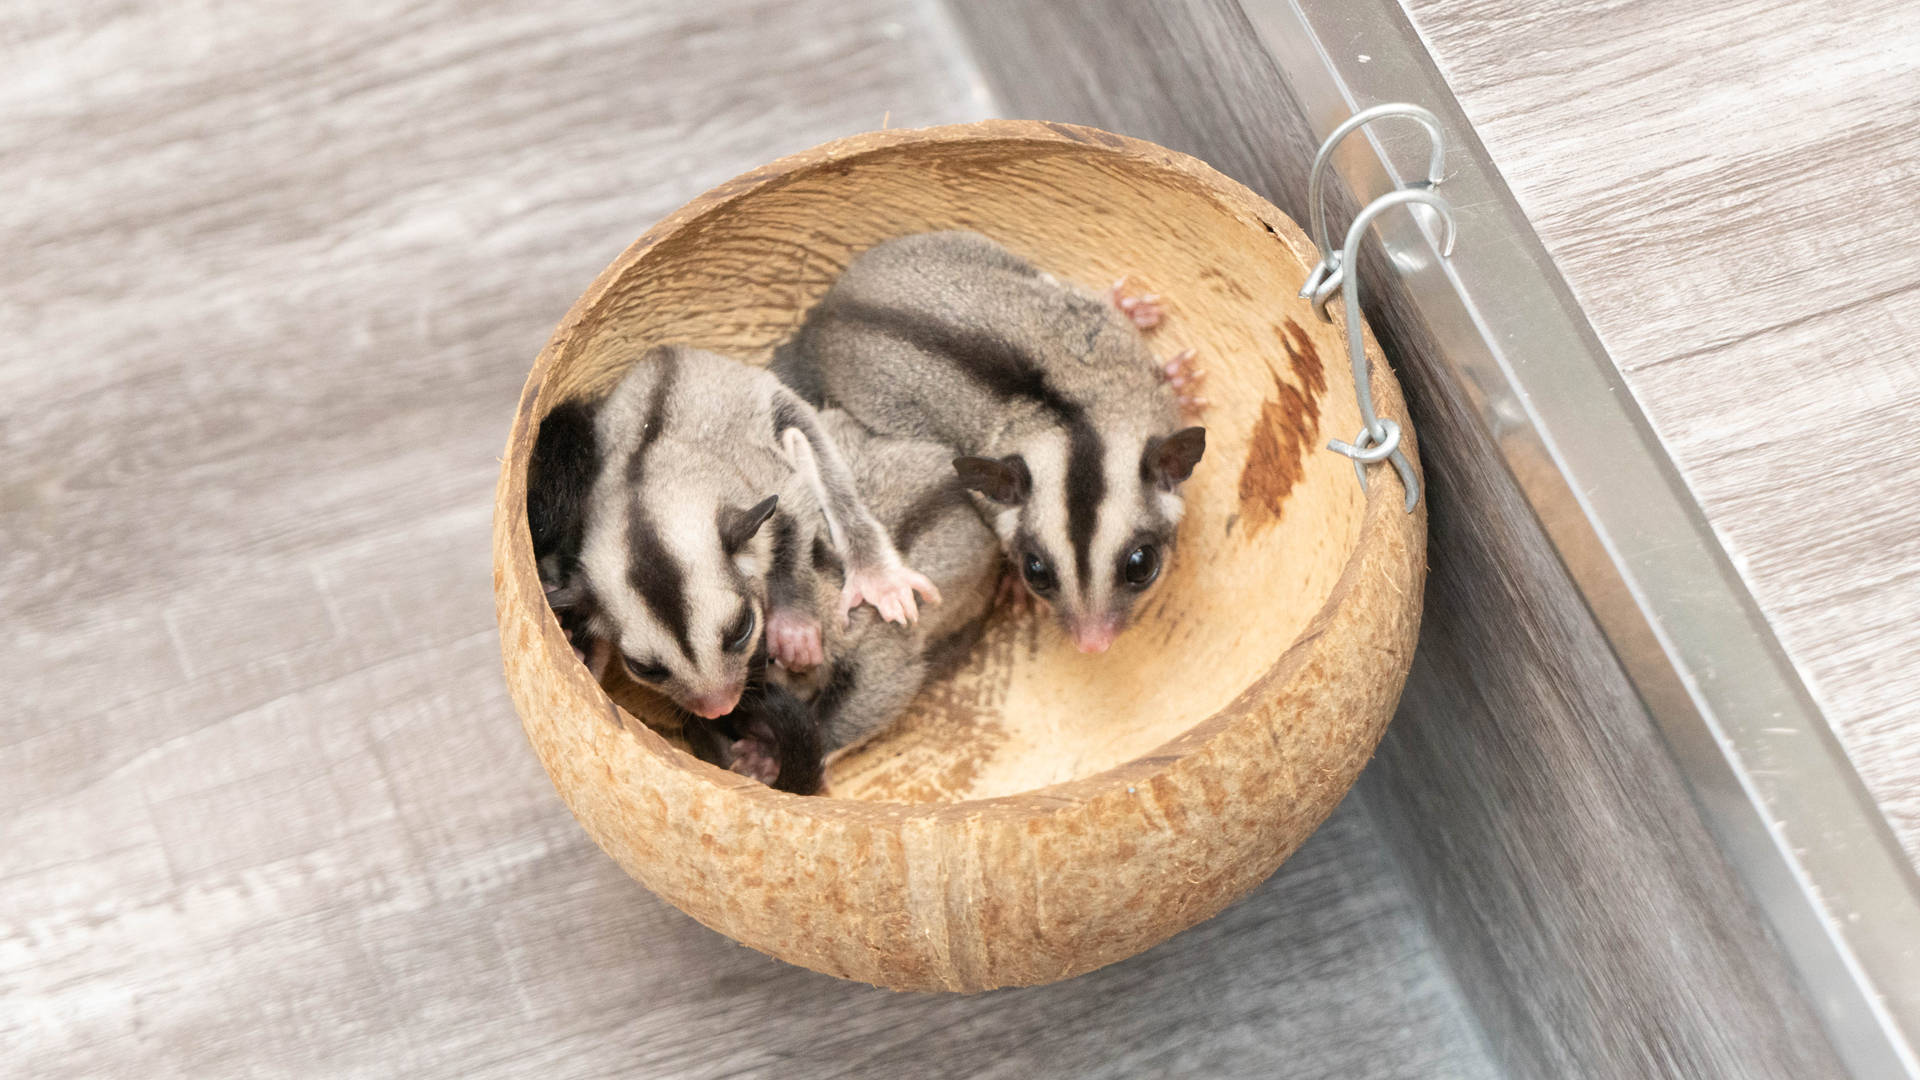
[
  {"left": 0, "top": 2, "right": 1501, "bottom": 1077},
  {"left": 942, "top": 2, "right": 1848, "bottom": 1078},
  {"left": 1399, "top": 0, "right": 1920, "bottom": 869}
]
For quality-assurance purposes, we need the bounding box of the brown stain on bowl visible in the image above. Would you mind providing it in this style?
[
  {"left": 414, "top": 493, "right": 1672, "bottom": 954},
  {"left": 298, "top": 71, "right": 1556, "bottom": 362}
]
[{"left": 1236, "top": 321, "right": 1327, "bottom": 534}]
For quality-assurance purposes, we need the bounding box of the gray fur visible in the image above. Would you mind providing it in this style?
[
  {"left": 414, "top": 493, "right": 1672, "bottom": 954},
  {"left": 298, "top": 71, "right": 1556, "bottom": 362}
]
[
  {"left": 772, "top": 409, "right": 1000, "bottom": 754},
  {"left": 783, "top": 230, "right": 1203, "bottom": 652},
  {"left": 574, "top": 344, "right": 920, "bottom": 719}
]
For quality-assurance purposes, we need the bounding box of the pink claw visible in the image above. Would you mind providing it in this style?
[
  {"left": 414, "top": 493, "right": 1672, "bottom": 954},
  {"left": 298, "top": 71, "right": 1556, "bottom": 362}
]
[
  {"left": 1161, "top": 349, "right": 1209, "bottom": 417},
  {"left": 727, "top": 737, "right": 779, "bottom": 785},
  {"left": 841, "top": 563, "right": 942, "bottom": 627},
  {"left": 1107, "top": 277, "right": 1165, "bottom": 331},
  {"left": 1161, "top": 348, "right": 1200, "bottom": 380}
]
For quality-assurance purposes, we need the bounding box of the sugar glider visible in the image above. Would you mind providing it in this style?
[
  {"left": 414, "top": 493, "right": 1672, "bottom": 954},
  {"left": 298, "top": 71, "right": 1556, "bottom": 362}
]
[
  {"left": 676, "top": 411, "right": 999, "bottom": 790},
  {"left": 533, "top": 395, "right": 997, "bottom": 793},
  {"left": 527, "top": 344, "right": 937, "bottom": 722},
  {"left": 769, "top": 409, "right": 1001, "bottom": 757},
  {"left": 776, "top": 230, "right": 1207, "bottom": 653}
]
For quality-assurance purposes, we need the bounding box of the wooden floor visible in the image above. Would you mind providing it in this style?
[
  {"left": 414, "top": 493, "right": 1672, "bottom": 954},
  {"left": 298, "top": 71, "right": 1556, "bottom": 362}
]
[
  {"left": 1400, "top": 0, "right": 1920, "bottom": 867},
  {"left": 0, "top": 3, "right": 1500, "bottom": 1077}
]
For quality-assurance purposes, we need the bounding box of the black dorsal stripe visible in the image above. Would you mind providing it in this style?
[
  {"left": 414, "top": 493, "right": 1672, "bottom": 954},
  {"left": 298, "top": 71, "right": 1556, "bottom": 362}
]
[
  {"left": 625, "top": 348, "right": 678, "bottom": 485},
  {"left": 892, "top": 475, "right": 970, "bottom": 555},
  {"left": 828, "top": 299, "right": 1107, "bottom": 592},
  {"left": 768, "top": 511, "right": 800, "bottom": 588},
  {"left": 813, "top": 657, "right": 860, "bottom": 736},
  {"left": 624, "top": 349, "right": 693, "bottom": 660},
  {"left": 825, "top": 299, "right": 1078, "bottom": 420},
  {"left": 810, "top": 535, "right": 841, "bottom": 576}
]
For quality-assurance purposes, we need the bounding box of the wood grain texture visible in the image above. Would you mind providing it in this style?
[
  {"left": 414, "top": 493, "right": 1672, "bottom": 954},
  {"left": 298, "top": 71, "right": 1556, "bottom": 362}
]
[
  {"left": 497, "top": 120, "right": 1426, "bottom": 991},
  {"left": 942, "top": 1, "right": 1847, "bottom": 1077},
  {"left": 0, "top": 1, "right": 1497, "bottom": 1076},
  {"left": 1398, "top": 0, "right": 1920, "bottom": 868}
]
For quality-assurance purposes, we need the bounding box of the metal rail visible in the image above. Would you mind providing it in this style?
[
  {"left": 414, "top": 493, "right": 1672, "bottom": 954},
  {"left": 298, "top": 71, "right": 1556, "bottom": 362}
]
[{"left": 1235, "top": 1, "right": 1920, "bottom": 1076}]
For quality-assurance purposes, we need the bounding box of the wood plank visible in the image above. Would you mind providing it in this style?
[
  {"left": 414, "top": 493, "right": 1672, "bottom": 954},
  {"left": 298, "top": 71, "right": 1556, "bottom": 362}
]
[
  {"left": 0, "top": 2, "right": 1497, "bottom": 1077},
  {"left": 1399, "top": 0, "right": 1920, "bottom": 868}
]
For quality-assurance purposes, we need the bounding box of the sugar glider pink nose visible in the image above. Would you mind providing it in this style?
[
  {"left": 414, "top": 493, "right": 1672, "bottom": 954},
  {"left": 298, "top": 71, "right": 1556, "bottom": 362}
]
[
  {"left": 1071, "top": 621, "right": 1120, "bottom": 654},
  {"left": 689, "top": 686, "right": 743, "bottom": 719}
]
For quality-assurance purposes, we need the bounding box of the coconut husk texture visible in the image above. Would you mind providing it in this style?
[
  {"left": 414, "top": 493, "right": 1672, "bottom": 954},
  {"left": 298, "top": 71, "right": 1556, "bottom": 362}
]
[{"left": 491, "top": 120, "right": 1426, "bottom": 991}]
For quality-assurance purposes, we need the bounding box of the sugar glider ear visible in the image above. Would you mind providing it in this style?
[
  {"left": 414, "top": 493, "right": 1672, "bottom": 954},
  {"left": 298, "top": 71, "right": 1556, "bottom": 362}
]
[
  {"left": 718, "top": 495, "right": 780, "bottom": 555},
  {"left": 953, "top": 455, "right": 1032, "bottom": 506},
  {"left": 1143, "top": 427, "right": 1206, "bottom": 491}
]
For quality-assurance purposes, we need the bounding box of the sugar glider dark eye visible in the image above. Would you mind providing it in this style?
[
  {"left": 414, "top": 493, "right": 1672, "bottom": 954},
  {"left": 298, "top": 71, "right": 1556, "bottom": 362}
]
[
  {"left": 623, "top": 655, "right": 670, "bottom": 684},
  {"left": 1123, "top": 544, "right": 1160, "bottom": 589},
  {"left": 722, "top": 605, "right": 756, "bottom": 654},
  {"left": 1021, "top": 552, "right": 1057, "bottom": 595}
]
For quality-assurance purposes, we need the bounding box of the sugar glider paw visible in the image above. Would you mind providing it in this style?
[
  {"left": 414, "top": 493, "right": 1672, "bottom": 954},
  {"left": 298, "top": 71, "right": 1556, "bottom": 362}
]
[
  {"left": 841, "top": 562, "right": 942, "bottom": 626},
  {"left": 1161, "top": 348, "right": 1208, "bottom": 417},
  {"left": 726, "top": 736, "right": 780, "bottom": 786},
  {"left": 1108, "top": 277, "right": 1165, "bottom": 331},
  {"left": 767, "top": 607, "right": 824, "bottom": 671}
]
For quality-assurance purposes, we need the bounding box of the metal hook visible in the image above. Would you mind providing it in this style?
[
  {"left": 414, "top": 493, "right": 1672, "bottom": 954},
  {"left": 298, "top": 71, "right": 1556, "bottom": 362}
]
[
  {"left": 1324, "top": 187, "right": 1456, "bottom": 513},
  {"left": 1298, "top": 103, "right": 1448, "bottom": 321}
]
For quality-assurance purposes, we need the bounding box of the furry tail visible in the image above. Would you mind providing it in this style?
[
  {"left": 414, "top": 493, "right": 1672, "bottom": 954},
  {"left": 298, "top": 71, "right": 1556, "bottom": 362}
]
[{"left": 683, "top": 681, "right": 825, "bottom": 795}]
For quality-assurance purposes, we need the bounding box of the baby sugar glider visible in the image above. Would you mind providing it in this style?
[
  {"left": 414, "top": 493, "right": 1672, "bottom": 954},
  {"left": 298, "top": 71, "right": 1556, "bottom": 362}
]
[
  {"left": 532, "top": 394, "right": 997, "bottom": 793},
  {"left": 776, "top": 230, "right": 1207, "bottom": 653},
  {"left": 528, "top": 344, "right": 938, "bottom": 724},
  {"left": 769, "top": 408, "right": 1001, "bottom": 757},
  {"left": 672, "top": 410, "right": 999, "bottom": 791}
]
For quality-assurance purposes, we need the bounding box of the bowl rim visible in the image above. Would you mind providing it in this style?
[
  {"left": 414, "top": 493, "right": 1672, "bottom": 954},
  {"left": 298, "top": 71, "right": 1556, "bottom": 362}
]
[{"left": 494, "top": 118, "right": 1421, "bottom": 824}]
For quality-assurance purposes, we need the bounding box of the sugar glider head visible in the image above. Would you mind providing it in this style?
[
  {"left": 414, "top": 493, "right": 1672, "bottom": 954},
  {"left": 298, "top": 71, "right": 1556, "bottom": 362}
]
[
  {"left": 956, "top": 425, "right": 1206, "bottom": 653},
  {"left": 583, "top": 491, "right": 780, "bottom": 719}
]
